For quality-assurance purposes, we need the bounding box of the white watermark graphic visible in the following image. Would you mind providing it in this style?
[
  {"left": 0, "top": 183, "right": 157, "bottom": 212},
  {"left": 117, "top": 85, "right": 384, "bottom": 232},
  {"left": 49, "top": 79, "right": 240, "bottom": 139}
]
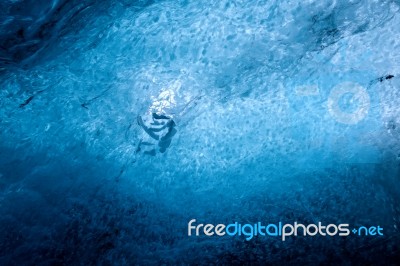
[{"left": 188, "top": 219, "right": 384, "bottom": 241}]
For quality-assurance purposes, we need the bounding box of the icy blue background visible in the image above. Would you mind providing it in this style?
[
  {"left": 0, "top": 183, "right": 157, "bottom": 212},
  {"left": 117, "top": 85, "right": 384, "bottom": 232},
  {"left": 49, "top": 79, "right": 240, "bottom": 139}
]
[{"left": 1, "top": 0, "right": 400, "bottom": 264}]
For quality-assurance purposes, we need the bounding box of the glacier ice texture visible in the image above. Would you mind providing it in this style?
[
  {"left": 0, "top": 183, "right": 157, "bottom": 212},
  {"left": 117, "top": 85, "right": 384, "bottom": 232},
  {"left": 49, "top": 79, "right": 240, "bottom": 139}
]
[{"left": 1, "top": 0, "right": 400, "bottom": 264}]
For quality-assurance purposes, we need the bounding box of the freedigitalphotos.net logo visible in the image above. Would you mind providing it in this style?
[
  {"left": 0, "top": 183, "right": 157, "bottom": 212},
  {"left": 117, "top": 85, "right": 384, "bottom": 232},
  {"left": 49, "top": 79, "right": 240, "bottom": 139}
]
[{"left": 188, "top": 220, "right": 383, "bottom": 241}]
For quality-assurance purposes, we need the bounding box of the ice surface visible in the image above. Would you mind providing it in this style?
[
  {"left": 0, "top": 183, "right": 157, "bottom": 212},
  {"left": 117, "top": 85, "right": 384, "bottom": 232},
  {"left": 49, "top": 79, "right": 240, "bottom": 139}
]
[{"left": 1, "top": 0, "right": 400, "bottom": 264}]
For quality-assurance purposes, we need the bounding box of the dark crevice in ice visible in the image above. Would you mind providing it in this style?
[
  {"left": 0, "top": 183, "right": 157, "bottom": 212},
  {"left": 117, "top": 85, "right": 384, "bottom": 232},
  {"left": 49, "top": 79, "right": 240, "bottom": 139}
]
[
  {"left": 19, "top": 89, "right": 44, "bottom": 108},
  {"left": 81, "top": 87, "right": 113, "bottom": 109},
  {"left": 379, "top": 74, "right": 395, "bottom": 82}
]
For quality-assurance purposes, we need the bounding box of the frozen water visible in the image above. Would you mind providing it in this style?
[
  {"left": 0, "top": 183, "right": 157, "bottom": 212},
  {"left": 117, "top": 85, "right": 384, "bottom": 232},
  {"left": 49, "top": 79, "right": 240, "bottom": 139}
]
[{"left": 1, "top": 0, "right": 400, "bottom": 264}]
